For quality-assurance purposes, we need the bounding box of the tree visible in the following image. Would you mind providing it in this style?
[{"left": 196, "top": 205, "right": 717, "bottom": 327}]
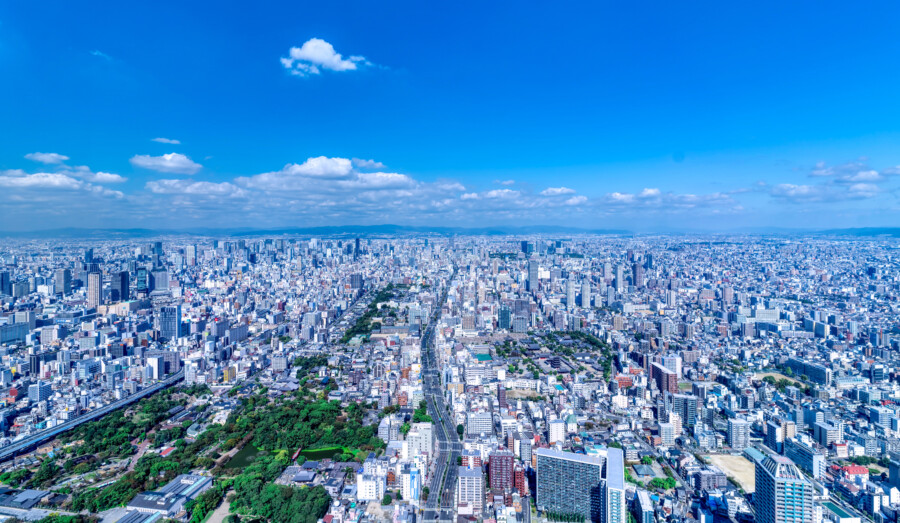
[
  {"left": 381, "top": 493, "right": 393, "bottom": 505},
  {"left": 456, "top": 424, "right": 464, "bottom": 437}
]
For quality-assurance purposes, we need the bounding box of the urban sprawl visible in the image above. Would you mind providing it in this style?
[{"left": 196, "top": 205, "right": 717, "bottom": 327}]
[{"left": 0, "top": 235, "right": 895, "bottom": 523}]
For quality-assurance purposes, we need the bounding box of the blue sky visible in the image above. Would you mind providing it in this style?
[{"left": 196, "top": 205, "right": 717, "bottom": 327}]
[{"left": 2, "top": 1, "right": 900, "bottom": 231}]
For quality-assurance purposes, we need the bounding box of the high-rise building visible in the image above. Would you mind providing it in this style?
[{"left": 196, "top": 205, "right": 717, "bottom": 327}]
[
  {"left": 497, "top": 384, "right": 508, "bottom": 409},
  {"left": 457, "top": 466, "right": 484, "bottom": 516},
  {"left": 672, "top": 393, "right": 698, "bottom": 427},
  {"left": 527, "top": 260, "right": 539, "bottom": 292},
  {"left": 83, "top": 248, "right": 94, "bottom": 264},
  {"left": 567, "top": 278, "right": 576, "bottom": 311},
  {"left": 498, "top": 304, "right": 511, "bottom": 330},
  {"left": 581, "top": 278, "right": 591, "bottom": 308},
  {"left": 728, "top": 418, "right": 751, "bottom": 450},
  {"left": 28, "top": 381, "right": 52, "bottom": 403},
  {"left": 136, "top": 267, "right": 149, "bottom": 294},
  {"left": 87, "top": 271, "right": 102, "bottom": 308},
  {"left": 632, "top": 263, "right": 644, "bottom": 288},
  {"left": 614, "top": 265, "right": 625, "bottom": 292},
  {"left": 489, "top": 450, "right": 514, "bottom": 490},
  {"left": 110, "top": 270, "right": 129, "bottom": 302},
  {"left": 634, "top": 491, "right": 655, "bottom": 523},
  {"left": 650, "top": 363, "right": 678, "bottom": 394},
  {"left": 0, "top": 271, "right": 10, "bottom": 296},
  {"left": 158, "top": 305, "right": 181, "bottom": 341},
  {"left": 755, "top": 455, "right": 814, "bottom": 523},
  {"left": 55, "top": 268, "right": 71, "bottom": 295},
  {"left": 535, "top": 447, "right": 625, "bottom": 523}
]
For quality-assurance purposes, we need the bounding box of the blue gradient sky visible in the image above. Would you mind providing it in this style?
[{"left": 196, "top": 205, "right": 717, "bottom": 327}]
[{"left": 2, "top": 1, "right": 900, "bottom": 231}]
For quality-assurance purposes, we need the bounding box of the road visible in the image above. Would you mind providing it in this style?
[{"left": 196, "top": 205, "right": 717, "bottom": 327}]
[
  {"left": 421, "top": 268, "right": 460, "bottom": 523},
  {"left": 0, "top": 370, "right": 185, "bottom": 463}
]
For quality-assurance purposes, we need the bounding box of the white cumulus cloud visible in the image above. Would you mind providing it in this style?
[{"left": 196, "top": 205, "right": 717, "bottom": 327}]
[
  {"left": 130, "top": 153, "right": 202, "bottom": 175},
  {"left": 152, "top": 137, "right": 181, "bottom": 145},
  {"left": 25, "top": 152, "right": 69, "bottom": 165},
  {"left": 281, "top": 38, "right": 372, "bottom": 77},
  {"left": 540, "top": 187, "right": 576, "bottom": 196}
]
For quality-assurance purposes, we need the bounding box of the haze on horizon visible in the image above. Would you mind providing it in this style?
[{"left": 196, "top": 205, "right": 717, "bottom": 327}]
[{"left": 1, "top": 1, "right": 899, "bottom": 232}]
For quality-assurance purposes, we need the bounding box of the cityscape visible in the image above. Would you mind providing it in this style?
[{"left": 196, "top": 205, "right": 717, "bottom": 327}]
[
  {"left": 0, "top": 234, "right": 899, "bottom": 523},
  {"left": 3, "top": 2, "right": 900, "bottom": 523}
]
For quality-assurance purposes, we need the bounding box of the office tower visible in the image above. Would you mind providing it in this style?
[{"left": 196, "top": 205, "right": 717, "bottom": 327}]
[
  {"left": 632, "top": 262, "right": 644, "bottom": 288},
  {"left": 158, "top": 305, "right": 181, "bottom": 341},
  {"left": 614, "top": 265, "right": 624, "bottom": 292},
  {"left": 28, "top": 381, "right": 53, "bottom": 403},
  {"left": 350, "top": 273, "right": 364, "bottom": 290},
  {"left": 536, "top": 447, "right": 625, "bottom": 523},
  {"left": 498, "top": 304, "right": 511, "bottom": 330},
  {"left": 0, "top": 271, "right": 10, "bottom": 296},
  {"left": 489, "top": 450, "right": 514, "bottom": 489},
  {"left": 55, "top": 268, "right": 71, "bottom": 295},
  {"left": 83, "top": 248, "right": 94, "bottom": 264},
  {"left": 645, "top": 253, "right": 654, "bottom": 269},
  {"left": 567, "top": 278, "right": 576, "bottom": 310},
  {"left": 153, "top": 241, "right": 163, "bottom": 257},
  {"left": 581, "top": 278, "right": 591, "bottom": 308},
  {"left": 151, "top": 270, "right": 169, "bottom": 291},
  {"left": 110, "top": 270, "right": 129, "bottom": 302},
  {"left": 728, "top": 418, "right": 751, "bottom": 450},
  {"left": 136, "top": 267, "right": 149, "bottom": 294},
  {"left": 527, "top": 260, "right": 539, "bottom": 292},
  {"left": 766, "top": 420, "right": 785, "bottom": 453},
  {"left": 186, "top": 244, "right": 197, "bottom": 266},
  {"left": 755, "top": 456, "right": 814, "bottom": 523},
  {"left": 497, "top": 384, "right": 508, "bottom": 409},
  {"left": 87, "top": 271, "right": 102, "bottom": 308},
  {"left": 457, "top": 466, "right": 484, "bottom": 516}
]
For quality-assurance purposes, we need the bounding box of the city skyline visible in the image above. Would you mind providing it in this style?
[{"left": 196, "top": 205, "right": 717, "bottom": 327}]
[{"left": 3, "top": 2, "right": 900, "bottom": 230}]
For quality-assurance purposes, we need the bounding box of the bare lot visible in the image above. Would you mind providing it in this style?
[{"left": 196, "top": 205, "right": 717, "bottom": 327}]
[{"left": 707, "top": 454, "right": 755, "bottom": 493}]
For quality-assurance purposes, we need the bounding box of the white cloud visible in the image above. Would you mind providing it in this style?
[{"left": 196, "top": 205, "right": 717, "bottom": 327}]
[
  {"left": 281, "top": 38, "right": 371, "bottom": 77},
  {"left": 25, "top": 152, "right": 69, "bottom": 165},
  {"left": 607, "top": 192, "right": 635, "bottom": 203},
  {"left": 0, "top": 172, "right": 82, "bottom": 189},
  {"left": 352, "top": 158, "right": 385, "bottom": 169},
  {"left": 152, "top": 137, "right": 181, "bottom": 145},
  {"left": 87, "top": 171, "right": 127, "bottom": 184},
  {"left": 484, "top": 189, "right": 519, "bottom": 199},
  {"left": 565, "top": 195, "right": 588, "bottom": 206},
  {"left": 496, "top": 179, "right": 515, "bottom": 186},
  {"left": 639, "top": 188, "right": 661, "bottom": 198},
  {"left": 130, "top": 153, "right": 202, "bottom": 175},
  {"left": 90, "top": 50, "right": 112, "bottom": 61},
  {"left": 146, "top": 179, "right": 246, "bottom": 197},
  {"left": 460, "top": 193, "right": 479, "bottom": 200},
  {"left": 540, "top": 186, "right": 575, "bottom": 196}
]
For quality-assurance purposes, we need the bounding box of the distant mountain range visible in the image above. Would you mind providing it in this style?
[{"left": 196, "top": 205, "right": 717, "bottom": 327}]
[{"left": 1, "top": 225, "right": 899, "bottom": 239}]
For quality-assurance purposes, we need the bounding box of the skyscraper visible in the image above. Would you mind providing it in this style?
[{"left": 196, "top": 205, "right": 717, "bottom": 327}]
[
  {"left": 614, "top": 265, "right": 624, "bottom": 292},
  {"left": 158, "top": 305, "right": 181, "bottom": 341},
  {"left": 536, "top": 447, "right": 625, "bottom": 523},
  {"left": 567, "top": 278, "right": 576, "bottom": 311},
  {"left": 135, "top": 267, "right": 149, "bottom": 295},
  {"left": 0, "top": 271, "right": 10, "bottom": 296},
  {"left": 755, "top": 455, "right": 814, "bottom": 523},
  {"left": 527, "top": 260, "right": 539, "bottom": 292},
  {"left": 581, "top": 277, "right": 591, "bottom": 308},
  {"left": 55, "top": 268, "right": 71, "bottom": 295},
  {"left": 87, "top": 271, "right": 102, "bottom": 308},
  {"left": 110, "top": 270, "right": 129, "bottom": 302}
]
